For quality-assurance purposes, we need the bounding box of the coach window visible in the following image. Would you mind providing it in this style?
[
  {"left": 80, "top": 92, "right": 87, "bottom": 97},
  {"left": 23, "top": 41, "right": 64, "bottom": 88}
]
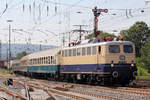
[
  {"left": 77, "top": 48, "right": 81, "bottom": 56},
  {"left": 92, "top": 46, "right": 96, "bottom": 55},
  {"left": 73, "top": 49, "right": 76, "bottom": 56},
  {"left": 82, "top": 48, "right": 85, "bottom": 56},
  {"left": 98, "top": 46, "right": 101, "bottom": 54},
  {"left": 43, "top": 57, "right": 45, "bottom": 64},
  {"left": 40, "top": 58, "right": 42, "bottom": 64},
  {"left": 87, "top": 47, "right": 91, "bottom": 55},
  {"left": 30, "top": 59, "right": 31, "bottom": 65},
  {"left": 39, "top": 58, "right": 40, "bottom": 64},
  {"left": 65, "top": 50, "right": 68, "bottom": 57},
  {"left": 69, "top": 49, "right": 72, "bottom": 56},
  {"left": 54, "top": 57, "right": 56, "bottom": 64},
  {"left": 109, "top": 45, "right": 120, "bottom": 53},
  {"left": 48, "top": 56, "right": 50, "bottom": 64},
  {"left": 34, "top": 59, "right": 36, "bottom": 64},
  {"left": 42, "top": 57, "right": 44, "bottom": 64},
  {"left": 45, "top": 57, "right": 47, "bottom": 64},
  {"left": 51, "top": 56, "right": 53, "bottom": 64}
]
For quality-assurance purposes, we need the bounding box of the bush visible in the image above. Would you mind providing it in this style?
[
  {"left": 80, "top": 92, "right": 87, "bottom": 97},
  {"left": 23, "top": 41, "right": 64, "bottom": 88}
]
[{"left": 136, "top": 58, "right": 150, "bottom": 76}]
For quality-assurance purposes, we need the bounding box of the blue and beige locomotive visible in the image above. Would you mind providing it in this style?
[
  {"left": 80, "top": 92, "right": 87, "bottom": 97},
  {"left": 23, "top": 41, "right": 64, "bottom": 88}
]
[{"left": 13, "top": 41, "right": 137, "bottom": 85}]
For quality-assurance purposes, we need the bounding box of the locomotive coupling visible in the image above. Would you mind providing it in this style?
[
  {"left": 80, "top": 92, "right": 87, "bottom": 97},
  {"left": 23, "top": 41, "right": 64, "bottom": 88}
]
[{"left": 112, "top": 71, "right": 119, "bottom": 78}]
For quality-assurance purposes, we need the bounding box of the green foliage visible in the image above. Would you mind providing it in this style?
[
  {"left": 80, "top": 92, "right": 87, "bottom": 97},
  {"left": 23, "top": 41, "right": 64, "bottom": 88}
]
[
  {"left": 85, "top": 31, "right": 116, "bottom": 39},
  {"left": 97, "top": 32, "right": 116, "bottom": 38},
  {"left": 119, "top": 21, "right": 150, "bottom": 57},
  {"left": 0, "top": 68, "right": 14, "bottom": 75},
  {"left": 136, "top": 66, "right": 150, "bottom": 76},
  {"left": 16, "top": 51, "right": 27, "bottom": 59},
  {"left": 136, "top": 38, "right": 150, "bottom": 73}
]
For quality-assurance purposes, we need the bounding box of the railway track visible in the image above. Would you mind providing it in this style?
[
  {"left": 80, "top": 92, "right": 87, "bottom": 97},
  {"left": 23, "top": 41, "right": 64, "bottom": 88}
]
[
  {"left": 1, "top": 75, "right": 150, "bottom": 100},
  {"left": 32, "top": 79, "right": 150, "bottom": 100}
]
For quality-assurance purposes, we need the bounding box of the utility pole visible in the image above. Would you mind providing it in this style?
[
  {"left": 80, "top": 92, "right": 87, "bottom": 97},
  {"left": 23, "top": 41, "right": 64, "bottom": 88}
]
[
  {"left": 92, "top": 7, "right": 108, "bottom": 37},
  {"left": 7, "top": 20, "right": 13, "bottom": 70},
  {"left": 73, "top": 25, "right": 88, "bottom": 42}
]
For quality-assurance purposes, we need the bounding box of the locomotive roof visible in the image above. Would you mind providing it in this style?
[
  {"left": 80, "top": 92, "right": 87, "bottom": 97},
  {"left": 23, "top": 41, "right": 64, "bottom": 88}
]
[
  {"left": 62, "top": 41, "right": 134, "bottom": 50},
  {"left": 21, "top": 48, "right": 61, "bottom": 60}
]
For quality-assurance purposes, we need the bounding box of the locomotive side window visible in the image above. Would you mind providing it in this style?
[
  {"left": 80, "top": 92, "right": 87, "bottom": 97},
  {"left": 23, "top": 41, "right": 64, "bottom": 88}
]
[
  {"left": 123, "top": 45, "right": 133, "bottom": 53},
  {"left": 98, "top": 46, "right": 101, "bottom": 54},
  {"left": 65, "top": 50, "right": 68, "bottom": 57},
  {"left": 73, "top": 49, "right": 76, "bottom": 56},
  {"left": 69, "top": 49, "right": 72, "bottom": 56},
  {"left": 82, "top": 48, "right": 85, "bottom": 56},
  {"left": 87, "top": 47, "right": 91, "bottom": 55},
  {"left": 109, "top": 45, "right": 120, "bottom": 53},
  {"left": 92, "top": 46, "right": 96, "bottom": 55},
  {"left": 77, "top": 48, "right": 81, "bottom": 56}
]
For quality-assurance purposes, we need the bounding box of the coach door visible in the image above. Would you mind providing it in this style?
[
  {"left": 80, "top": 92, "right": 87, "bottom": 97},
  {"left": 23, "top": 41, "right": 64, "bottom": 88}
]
[{"left": 97, "top": 46, "right": 102, "bottom": 70}]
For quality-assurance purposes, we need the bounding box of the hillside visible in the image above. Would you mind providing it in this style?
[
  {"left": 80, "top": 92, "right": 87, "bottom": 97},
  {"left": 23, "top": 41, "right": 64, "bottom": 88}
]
[{"left": 0, "top": 43, "right": 56, "bottom": 60}]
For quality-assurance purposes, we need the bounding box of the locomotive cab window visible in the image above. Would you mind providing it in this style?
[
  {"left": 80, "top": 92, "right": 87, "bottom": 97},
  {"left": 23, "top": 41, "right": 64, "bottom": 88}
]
[
  {"left": 123, "top": 45, "right": 133, "bottom": 53},
  {"left": 109, "top": 45, "right": 120, "bottom": 53}
]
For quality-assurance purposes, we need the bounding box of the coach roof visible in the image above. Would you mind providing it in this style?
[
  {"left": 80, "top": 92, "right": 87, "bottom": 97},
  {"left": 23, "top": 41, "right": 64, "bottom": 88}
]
[{"left": 27, "top": 48, "right": 60, "bottom": 59}]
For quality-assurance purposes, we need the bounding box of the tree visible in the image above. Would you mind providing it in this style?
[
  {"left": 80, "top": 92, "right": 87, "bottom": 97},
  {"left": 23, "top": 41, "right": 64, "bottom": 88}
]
[
  {"left": 120, "top": 21, "right": 150, "bottom": 57},
  {"left": 137, "top": 38, "right": 150, "bottom": 72},
  {"left": 85, "top": 31, "right": 116, "bottom": 39},
  {"left": 16, "top": 51, "right": 27, "bottom": 59}
]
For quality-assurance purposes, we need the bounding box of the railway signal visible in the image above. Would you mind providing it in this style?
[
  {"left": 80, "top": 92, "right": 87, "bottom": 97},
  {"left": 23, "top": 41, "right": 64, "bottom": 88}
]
[{"left": 92, "top": 7, "right": 108, "bottom": 37}]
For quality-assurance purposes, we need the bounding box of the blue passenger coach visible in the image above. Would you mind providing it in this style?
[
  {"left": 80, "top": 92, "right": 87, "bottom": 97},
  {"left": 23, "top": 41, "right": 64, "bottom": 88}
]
[{"left": 18, "top": 48, "right": 60, "bottom": 79}]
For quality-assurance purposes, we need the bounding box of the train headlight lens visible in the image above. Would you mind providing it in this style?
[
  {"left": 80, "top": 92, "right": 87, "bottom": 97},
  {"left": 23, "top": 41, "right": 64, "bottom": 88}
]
[
  {"left": 111, "top": 64, "right": 114, "bottom": 67},
  {"left": 120, "top": 55, "right": 125, "bottom": 60},
  {"left": 131, "top": 64, "right": 134, "bottom": 67}
]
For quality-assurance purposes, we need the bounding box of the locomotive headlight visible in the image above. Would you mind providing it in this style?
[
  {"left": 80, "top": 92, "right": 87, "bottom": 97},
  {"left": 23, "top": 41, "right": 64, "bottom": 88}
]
[
  {"left": 111, "top": 63, "right": 114, "bottom": 67},
  {"left": 131, "top": 63, "right": 134, "bottom": 67},
  {"left": 111, "top": 61, "right": 114, "bottom": 67},
  {"left": 120, "top": 55, "right": 125, "bottom": 60}
]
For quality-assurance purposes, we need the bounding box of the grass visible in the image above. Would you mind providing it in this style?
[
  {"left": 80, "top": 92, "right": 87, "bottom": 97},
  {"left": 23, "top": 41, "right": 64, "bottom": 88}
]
[
  {"left": 137, "top": 66, "right": 150, "bottom": 76},
  {"left": 0, "top": 68, "right": 14, "bottom": 75},
  {"left": 136, "top": 76, "right": 150, "bottom": 80},
  {"left": 136, "top": 66, "right": 150, "bottom": 79}
]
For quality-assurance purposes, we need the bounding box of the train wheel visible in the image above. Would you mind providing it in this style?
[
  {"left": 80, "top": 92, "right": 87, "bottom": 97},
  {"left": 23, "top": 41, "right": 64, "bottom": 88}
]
[
  {"left": 87, "top": 76, "right": 93, "bottom": 85},
  {"left": 73, "top": 77, "right": 77, "bottom": 83}
]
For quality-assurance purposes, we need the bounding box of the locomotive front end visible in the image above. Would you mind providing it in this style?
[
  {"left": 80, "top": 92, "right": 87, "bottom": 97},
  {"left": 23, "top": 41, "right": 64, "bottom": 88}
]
[{"left": 101, "top": 41, "right": 137, "bottom": 84}]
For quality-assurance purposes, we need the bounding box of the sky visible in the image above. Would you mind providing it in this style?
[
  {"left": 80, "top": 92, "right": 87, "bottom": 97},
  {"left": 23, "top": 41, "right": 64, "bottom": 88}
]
[{"left": 0, "top": 0, "right": 150, "bottom": 46}]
